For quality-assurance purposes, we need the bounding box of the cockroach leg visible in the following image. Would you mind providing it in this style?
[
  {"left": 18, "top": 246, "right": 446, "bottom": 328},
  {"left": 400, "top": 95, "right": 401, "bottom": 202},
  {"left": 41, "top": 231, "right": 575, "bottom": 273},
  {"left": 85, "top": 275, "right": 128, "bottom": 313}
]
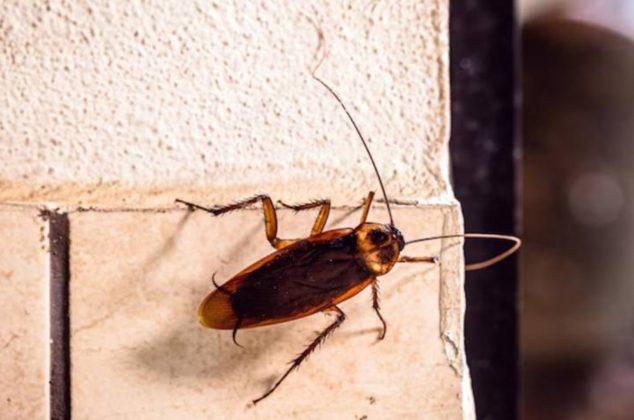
[
  {"left": 252, "top": 306, "right": 346, "bottom": 405},
  {"left": 277, "top": 199, "right": 331, "bottom": 235},
  {"left": 232, "top": 316, "right": 245, "bottom": 349},
  {"left": 174, "top": 199, "right": 208, "bottom": 213},
  {"left": 176, "top": 195, "right": 271, "bottom": 216},
  {"left": 371, "top": 280, "right": 387, "bottom": 340},
  {"left": 359, "top": 191, "right": 375, "bottom": 224},
  {"left": 175, "top": 195, "right": 294, "bottom": 250},
  {"left": 211, "top": 272, "right": 232, "bottom": 296},
  {"left": 397, "top": 255, "right": 439, "bottom": 264}
]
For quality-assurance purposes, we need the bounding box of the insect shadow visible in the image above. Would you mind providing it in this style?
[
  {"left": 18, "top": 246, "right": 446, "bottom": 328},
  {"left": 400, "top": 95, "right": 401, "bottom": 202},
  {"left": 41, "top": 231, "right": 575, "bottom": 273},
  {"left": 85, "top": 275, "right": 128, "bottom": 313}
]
[
  {"left": 72, "top": 211, "right": 194, "bottom": 338},
  {"left": 130, "top": 317, "right": 291, "bottom": 382},
  {"left": 141, "top": 211, "right": 193, "bottom": 270}
]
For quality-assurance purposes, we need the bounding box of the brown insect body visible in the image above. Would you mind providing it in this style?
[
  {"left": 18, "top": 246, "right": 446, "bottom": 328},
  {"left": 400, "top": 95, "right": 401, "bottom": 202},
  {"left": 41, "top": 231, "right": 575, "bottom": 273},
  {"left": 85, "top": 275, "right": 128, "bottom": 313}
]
[{"left": 198, "top": 223, "right": 403, "bottom": 330}]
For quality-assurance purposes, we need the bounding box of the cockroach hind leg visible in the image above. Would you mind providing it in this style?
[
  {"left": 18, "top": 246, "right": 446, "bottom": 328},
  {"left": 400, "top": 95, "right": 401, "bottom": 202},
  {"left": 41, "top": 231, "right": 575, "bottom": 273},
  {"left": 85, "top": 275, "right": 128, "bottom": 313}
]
[{"left": 251, "top": 306, "right": 346, "bottom": 405}]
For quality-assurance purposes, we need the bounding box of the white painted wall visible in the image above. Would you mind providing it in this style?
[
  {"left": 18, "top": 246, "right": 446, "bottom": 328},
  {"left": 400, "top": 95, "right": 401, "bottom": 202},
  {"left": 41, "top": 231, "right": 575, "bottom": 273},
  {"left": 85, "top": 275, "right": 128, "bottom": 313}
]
[{"left": 0, "top": 0, "right": 451, "bottom": 207}]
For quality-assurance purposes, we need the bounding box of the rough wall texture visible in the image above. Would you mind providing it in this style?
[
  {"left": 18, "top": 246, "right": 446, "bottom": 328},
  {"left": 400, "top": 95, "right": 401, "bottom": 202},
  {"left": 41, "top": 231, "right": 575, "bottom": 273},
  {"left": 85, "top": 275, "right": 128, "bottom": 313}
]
[{"left": 0, "top": 0, "right": 451, "bottom": 207}]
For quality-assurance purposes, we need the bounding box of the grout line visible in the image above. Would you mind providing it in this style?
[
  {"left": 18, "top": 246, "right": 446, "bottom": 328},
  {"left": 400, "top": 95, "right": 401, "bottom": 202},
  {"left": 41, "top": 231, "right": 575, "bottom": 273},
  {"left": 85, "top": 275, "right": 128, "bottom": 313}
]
[
  {"left": 0, "top": 201, "right": 460, "bottom": 215},
  {"left": 47, "top": 211, "right": 71, "bottom": 420}
]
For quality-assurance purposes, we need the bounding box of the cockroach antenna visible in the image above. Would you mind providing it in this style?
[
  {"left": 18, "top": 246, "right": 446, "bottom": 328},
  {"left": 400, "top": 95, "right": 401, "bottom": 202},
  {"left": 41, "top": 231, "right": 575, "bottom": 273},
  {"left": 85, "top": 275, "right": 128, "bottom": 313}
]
[
  {"left": 311, "top": 75, "right": 395, "bottom": 226},
  {"left": 405, "top": 233, "right": 522, "bottom": 271}
]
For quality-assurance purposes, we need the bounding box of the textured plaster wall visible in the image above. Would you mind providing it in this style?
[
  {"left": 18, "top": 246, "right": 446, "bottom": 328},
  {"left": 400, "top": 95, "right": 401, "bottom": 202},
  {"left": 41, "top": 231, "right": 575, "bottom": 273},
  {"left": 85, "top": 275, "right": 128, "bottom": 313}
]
[
  {"left": 0, "top": 1, "right": 471, "bottom": 418},
  {"left": 0, "top": 0, "right": 451, "bottom": 207}
]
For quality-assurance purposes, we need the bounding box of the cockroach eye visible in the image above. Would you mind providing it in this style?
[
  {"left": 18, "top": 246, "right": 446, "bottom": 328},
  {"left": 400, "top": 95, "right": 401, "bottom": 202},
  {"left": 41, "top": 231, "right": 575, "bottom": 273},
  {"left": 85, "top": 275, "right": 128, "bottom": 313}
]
[
  {"left": 369, "top": 229, "right": 389, "bottom": 244},
  {"left": 389, "top": 225, "right": 405, "bottom": 250}
]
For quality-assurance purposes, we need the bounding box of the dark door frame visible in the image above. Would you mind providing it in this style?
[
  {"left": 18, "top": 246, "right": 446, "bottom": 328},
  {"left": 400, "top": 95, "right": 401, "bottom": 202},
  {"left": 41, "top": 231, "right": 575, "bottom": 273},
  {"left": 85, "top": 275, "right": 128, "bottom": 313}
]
[{"left": 450, "top": 1, "right": 520, "bottom": 419}]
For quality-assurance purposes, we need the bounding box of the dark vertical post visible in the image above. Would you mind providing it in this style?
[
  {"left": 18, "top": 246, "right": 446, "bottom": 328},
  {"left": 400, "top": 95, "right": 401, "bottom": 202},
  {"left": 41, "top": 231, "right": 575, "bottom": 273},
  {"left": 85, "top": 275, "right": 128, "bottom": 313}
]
[
  {"left": 449, "top": 1, "right": 520, "bottom": 419},
  {"left": 49, "top": 212, "right": 71, "bottom": 420}
]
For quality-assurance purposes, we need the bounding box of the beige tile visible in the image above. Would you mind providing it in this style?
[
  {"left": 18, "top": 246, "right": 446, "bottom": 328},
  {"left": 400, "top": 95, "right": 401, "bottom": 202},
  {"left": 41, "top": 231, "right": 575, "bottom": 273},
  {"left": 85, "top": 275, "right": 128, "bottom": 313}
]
[
  {"left": 0, "top": 208, "right": 49, "bottom": 419},
  {"left": 70, "top": 205, "right": 470, "bottom": 419}
]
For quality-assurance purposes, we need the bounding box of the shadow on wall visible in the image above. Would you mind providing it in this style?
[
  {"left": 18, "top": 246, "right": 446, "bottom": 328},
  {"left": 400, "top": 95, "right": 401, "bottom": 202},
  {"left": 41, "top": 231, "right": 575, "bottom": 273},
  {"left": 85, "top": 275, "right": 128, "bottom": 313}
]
[{"left": 523, "top": 16, "right": 634, "bottom": 420}]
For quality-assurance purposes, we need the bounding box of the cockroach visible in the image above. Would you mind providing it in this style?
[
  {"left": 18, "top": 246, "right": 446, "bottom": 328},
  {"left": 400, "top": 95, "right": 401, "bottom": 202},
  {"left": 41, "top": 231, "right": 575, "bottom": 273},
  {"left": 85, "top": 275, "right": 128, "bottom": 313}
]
[{"left": 176, "top": 75, "right": 520, "bottom": 405}]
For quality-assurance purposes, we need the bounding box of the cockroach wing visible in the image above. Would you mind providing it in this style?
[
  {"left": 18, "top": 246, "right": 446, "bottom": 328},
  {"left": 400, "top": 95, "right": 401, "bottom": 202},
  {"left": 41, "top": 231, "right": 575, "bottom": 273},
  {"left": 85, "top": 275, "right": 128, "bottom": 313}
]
[{"left": 198, "top": 228, "right": 374, "bottom": 329}]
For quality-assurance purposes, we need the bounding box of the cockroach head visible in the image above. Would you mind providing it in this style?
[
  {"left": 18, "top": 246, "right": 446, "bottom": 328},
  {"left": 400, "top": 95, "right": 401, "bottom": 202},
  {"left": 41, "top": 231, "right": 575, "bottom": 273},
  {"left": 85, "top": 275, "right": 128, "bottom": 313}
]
[{"left": 355, "top": 223, "right": 404, "bottom": 275}]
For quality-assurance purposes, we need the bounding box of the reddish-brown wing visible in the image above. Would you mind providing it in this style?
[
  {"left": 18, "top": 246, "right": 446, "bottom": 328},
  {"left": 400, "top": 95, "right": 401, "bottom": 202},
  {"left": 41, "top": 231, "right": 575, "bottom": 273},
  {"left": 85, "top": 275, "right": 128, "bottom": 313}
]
[{"left": 198, "top": 228, "right": 375, "bottom": 329}]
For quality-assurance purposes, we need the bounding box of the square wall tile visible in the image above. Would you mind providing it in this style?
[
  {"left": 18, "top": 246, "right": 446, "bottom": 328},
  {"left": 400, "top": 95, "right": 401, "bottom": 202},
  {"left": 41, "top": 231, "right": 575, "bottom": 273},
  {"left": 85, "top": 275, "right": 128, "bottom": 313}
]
[{"left": 0, "top": 208, "right": 49, "bottom": 419}]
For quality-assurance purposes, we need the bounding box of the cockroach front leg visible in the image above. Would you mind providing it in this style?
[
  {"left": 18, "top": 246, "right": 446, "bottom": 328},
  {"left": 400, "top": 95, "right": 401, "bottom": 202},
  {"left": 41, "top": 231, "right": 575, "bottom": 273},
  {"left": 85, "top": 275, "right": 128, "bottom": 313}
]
[
  {"left": 397, "top": 256, "right": 439, "bottom": 264},
  {"left": 252, "top": 306, "right": 346, "bottom": 405},
  {"left": 175, "top": 194, "right": 294, "bottom": 249},
  {"left": 277, "top": 199, "right": 331, "bottom": 235},
  {"left": 371, "top": 280, "right": 387, "bottom": 340},
  {"left": 359, "top": 191, "right": 375, "bottom": 224}
]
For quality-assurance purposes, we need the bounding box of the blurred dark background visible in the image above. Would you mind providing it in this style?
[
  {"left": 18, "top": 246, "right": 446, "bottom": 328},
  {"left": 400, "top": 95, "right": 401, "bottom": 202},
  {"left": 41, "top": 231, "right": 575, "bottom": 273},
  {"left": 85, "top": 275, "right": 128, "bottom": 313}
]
[
  {"left": 450, "top": 1, "right": 519, "bottom": 419},
  {"left": 522, "top": 1, "right": 634, "bottom": 419},
  {"left": 451, "top": 0, "right": 634, "bottom": 419}
]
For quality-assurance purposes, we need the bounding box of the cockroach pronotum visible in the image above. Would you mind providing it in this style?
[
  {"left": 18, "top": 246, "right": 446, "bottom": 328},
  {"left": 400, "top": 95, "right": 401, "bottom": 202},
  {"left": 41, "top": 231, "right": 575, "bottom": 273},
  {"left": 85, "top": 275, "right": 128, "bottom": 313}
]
[{"left": 176, "top": 75, "right": 521, "bottom": 405}]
